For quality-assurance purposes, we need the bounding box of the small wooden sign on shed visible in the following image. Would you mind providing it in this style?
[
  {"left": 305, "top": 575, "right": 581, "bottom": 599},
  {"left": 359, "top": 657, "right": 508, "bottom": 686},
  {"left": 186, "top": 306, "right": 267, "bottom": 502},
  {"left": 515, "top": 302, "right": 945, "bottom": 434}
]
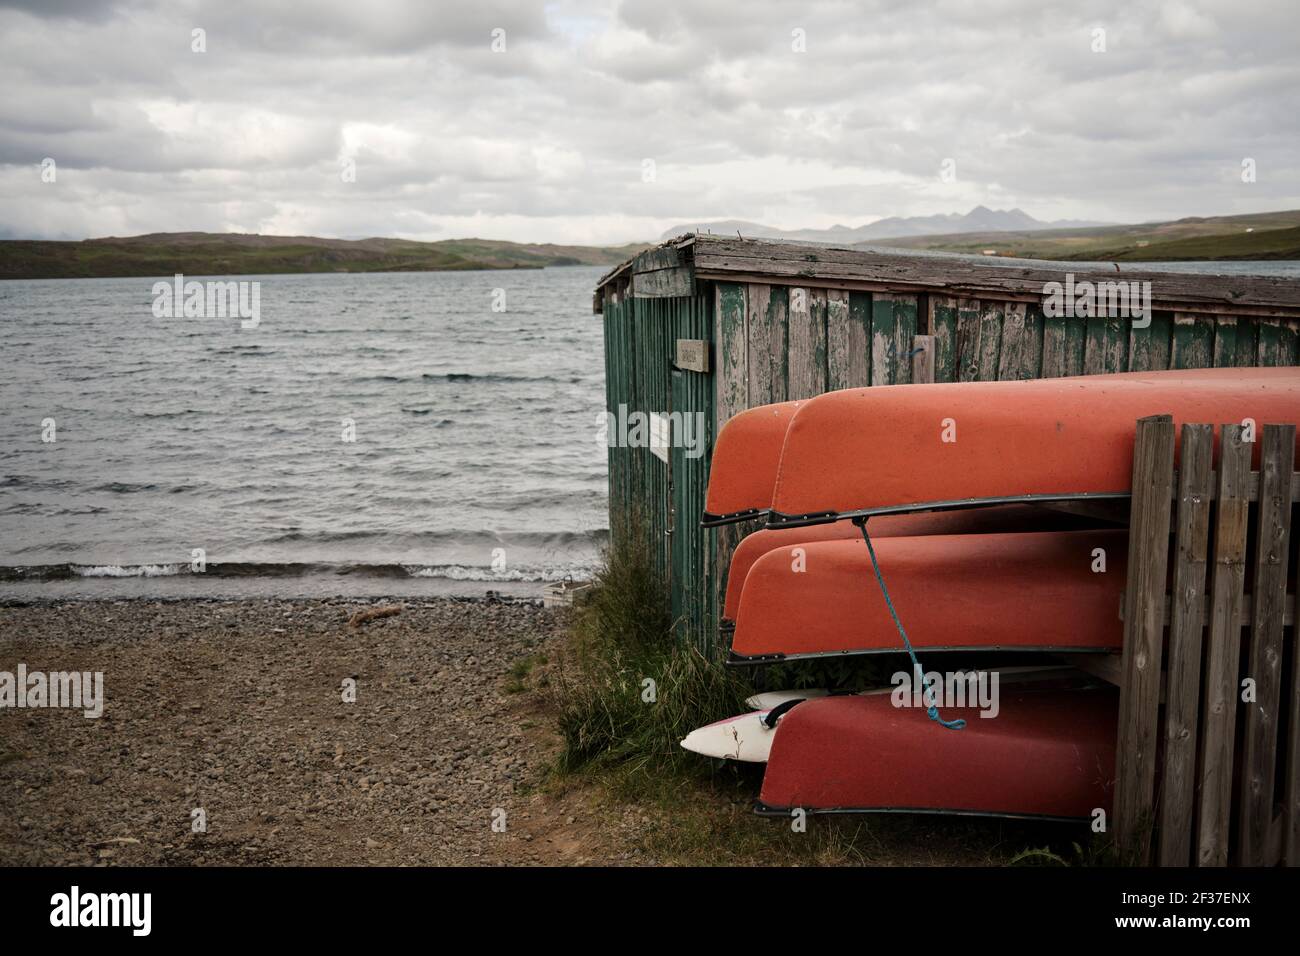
[{"left": 675, "top": 339, "right": 710, "bottom": 373}]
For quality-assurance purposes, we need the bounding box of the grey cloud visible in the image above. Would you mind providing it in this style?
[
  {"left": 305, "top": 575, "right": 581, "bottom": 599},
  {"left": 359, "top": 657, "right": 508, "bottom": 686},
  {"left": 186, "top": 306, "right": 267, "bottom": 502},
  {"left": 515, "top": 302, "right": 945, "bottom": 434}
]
[
  {"left": 0, "top": 0, "right": 124, "bottom": 20},
  {"left": 0, "top": 0, "right": 1297, "bottom": 243}
]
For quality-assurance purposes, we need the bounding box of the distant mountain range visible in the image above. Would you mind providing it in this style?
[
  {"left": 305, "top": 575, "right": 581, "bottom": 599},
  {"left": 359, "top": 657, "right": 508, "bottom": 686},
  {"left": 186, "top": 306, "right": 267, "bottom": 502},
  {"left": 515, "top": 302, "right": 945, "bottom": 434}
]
[{"left": 659, "top": 206, "right": 1111, "bottom": 244}]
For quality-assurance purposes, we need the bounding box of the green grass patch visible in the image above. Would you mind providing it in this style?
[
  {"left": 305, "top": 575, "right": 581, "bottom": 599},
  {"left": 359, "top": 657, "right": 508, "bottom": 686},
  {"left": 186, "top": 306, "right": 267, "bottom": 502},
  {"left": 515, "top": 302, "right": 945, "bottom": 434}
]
[
  {"left": 551, "top": 518, "right": 750, "bottom": 776},
  {"left": 504, "top": 653, "right": 548, "bottom": 694}
]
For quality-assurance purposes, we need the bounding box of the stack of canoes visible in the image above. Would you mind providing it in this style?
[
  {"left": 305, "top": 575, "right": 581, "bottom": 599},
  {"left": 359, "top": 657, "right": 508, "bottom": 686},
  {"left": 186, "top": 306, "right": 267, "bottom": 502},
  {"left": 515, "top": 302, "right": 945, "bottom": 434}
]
[{"left": 682, "top": 368, "right": 1300, "bottom": 822}]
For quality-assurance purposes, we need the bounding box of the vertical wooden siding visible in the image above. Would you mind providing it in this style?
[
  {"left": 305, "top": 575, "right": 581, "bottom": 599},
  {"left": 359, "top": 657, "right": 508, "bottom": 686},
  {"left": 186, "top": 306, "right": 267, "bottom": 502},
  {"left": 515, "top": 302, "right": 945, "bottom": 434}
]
[
  {"left": 604, "top": 291, "right": 718, "bottom": 646},
  {"left": 930, "top": 295, "right": 1300, "bottom": 380},
  {"left": 669, "top": 292, "right": 716, "bottom": 648},
  {"left": 602, "top": 295, "right": 671, "bottom": 583}
]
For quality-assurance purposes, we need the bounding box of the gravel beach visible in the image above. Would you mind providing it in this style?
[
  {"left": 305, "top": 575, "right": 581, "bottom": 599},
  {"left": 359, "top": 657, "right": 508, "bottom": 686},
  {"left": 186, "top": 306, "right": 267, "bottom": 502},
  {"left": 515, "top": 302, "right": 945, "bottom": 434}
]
[{"left": 0, "top": 597, "right": 637, "bottom": 866}]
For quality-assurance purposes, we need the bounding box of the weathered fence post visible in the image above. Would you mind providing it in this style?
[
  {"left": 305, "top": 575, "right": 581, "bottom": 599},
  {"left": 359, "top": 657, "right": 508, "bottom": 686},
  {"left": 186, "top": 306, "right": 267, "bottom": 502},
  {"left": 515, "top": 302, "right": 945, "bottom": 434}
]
[
  {"left": 1158, "top": 424, "right": 1214, "bottom": 866},
  {"left": 1116, "top": 414, "right": 1176, "bottom": 864},
  {"left": 1238, "top": 423, "right": 1295, "bottom": 864},
  {"left": 1196, "top": 424, "right": 1251, "bottom": 866}
]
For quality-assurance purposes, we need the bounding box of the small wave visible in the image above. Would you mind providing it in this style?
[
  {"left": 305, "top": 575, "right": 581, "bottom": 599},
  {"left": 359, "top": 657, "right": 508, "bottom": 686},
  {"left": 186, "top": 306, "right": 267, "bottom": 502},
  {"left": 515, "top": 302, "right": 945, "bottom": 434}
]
[
  {"left": 89, "top": 482, "right": 159, "bottom": 494},
  {"left": 74, "top": 563, "right": 185, "bottom": 578},
  {"left": 255, "top": 528, "right": 605, "bottom": 548},
  {"left": 0, "top": 560, "right": 596, "bottom": 585},
  {"left": 421, "top": 372, "right": 556, "bottom": 384},
  {"left": 137, "top": 409, "right": 200, "bottom": 420},
  {"left": 401, "top": 563, "right": 594, "bottom": 583},
  {"left": 0, "top": 475, "right": 77, "bottom": 491}
]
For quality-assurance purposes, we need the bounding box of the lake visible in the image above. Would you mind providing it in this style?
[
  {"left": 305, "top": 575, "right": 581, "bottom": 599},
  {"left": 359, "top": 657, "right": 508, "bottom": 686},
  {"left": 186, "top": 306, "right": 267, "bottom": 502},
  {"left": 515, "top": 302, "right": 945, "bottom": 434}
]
[{"left": 0, "top": 267, "right": 611, "bottom": 599}]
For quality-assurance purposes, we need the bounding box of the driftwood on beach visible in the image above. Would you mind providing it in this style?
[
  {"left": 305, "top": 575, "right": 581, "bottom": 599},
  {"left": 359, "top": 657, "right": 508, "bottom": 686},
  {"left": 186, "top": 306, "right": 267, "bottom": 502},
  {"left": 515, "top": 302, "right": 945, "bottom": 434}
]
[{"left": 347, "top": 605, "right": 404, "bottom": 629}]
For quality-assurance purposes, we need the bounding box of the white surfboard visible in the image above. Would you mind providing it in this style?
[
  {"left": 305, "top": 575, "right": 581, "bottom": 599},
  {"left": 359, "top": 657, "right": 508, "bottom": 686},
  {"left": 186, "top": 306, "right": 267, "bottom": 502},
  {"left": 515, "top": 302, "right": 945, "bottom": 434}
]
[
  {"left": 745, "top": 688, "right": 831, "bottom": 710},
  {"left": 680, "top": 710, "right": 782, "bottom": 762}
]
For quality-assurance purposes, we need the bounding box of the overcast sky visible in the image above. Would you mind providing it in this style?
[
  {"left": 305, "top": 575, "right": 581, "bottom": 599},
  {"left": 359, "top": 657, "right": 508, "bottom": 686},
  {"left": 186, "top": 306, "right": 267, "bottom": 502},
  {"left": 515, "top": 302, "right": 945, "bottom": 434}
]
[{"left": 1, "top": 0, "right": 1297, "bottom": 245}]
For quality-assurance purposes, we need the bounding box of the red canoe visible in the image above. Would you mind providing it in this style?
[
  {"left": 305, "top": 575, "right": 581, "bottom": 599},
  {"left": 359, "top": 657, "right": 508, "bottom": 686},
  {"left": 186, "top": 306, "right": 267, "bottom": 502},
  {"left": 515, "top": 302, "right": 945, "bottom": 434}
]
[
  {"left": 768, "top": 367, "right": 1300, "bottom": 526},
  {"left": 721, "top": 504, "right": 1121, "bottom": 623},
  {"left": 703, "top": 400, "right": 805, "bottom": 525},
  {"left": 758, "top": 685, "right": 1118, "bottom": 820},
  {"left": 731, "top": 529, "right": 1127, "bottom": 662}
]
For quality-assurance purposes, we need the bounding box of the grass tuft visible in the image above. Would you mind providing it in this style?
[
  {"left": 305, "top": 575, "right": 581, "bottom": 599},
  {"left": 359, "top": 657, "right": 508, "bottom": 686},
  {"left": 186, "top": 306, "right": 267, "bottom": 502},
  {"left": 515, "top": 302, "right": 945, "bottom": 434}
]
[{"left": 551, "top": 517, "right": 749, "bottom": 776}]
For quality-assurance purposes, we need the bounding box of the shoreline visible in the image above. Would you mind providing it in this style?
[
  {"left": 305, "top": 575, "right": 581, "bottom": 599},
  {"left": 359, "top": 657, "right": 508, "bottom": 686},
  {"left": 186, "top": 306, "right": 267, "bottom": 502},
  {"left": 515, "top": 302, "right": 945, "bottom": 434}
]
[
  {"left": 0, "top": 596, "right": 639, "bottom": 866},
  {"left": 0, "top": 579, "right": 556, "bottom": 606}
]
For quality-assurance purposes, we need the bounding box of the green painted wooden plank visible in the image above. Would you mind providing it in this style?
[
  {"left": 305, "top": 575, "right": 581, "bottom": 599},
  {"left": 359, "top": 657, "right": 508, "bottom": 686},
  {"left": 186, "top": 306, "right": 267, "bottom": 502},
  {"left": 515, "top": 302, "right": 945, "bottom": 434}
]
[
  {"left": 931, "top": 296, "right": 958, "bottom": 382},
  {"left": 996, "top": 301, "right": 1042, "bottom": 380},
  {"left": 1257, "top": 317, "right": 1282, "bottom": 366},
  {"left": 1083, "top": 316, "right": 1114, "bottom": 374},
  {"left": 768, "top": 286, "right": 789, "bottom": 402},
  {"left": 976, "top": 300, "right": 1003, "bottom": 381},
  {"left": 1063, "top": 313, "right": 1086, "bottom": 376},
  {"left": 828, "top": 289, "right": 868, "bottom": 389},
  {"left": 1171, "top": 313, "right": 1213, "bottom": 369},
  {"left": 1042, "top": 303, "right": 1068, "bottom": 378},
  {"left": 1280, "top": 322, "right": 1299, "bottom": 366},
  {"left": 810, "top": 288, "right": 829, "bottom": 391},
  {"left": 1024, "top": 303, "right": 1046, "bottom": 378},
  {"left": 870, "top": 292, "right": 895, "bottom": 385},
  {"left": 1235, "top": 316, "right": 1259, "bottom": 366},
  {"left": 892, "top": 294, "right": 918, "bottom": 385},
  {"left": 955, "top": 297, "right": 981, "bottom": 381},
  {"left": 746, "top": 284, "right": 774, "bottom": 405},
  {"left": 1148, "top": 311, "right": 1172, "bottom": 370},
  {"left": 1082, "top": 313, "right": 1129, "bottom": 374},
  {"left": 786, "top": 287, "right": 827, "bottom": 399},
  {"left": 716, "top": 283, "right": 747, "bottom": 426},
  {"left": 1127, "top": 317, "right": 1150, "bottom": 372},
  {"left": 1104, "top": 317, "right": 1130, "bottom": 372},
  {"left": 1212, "top": 316, "right": 1238, "bottom": 368}
]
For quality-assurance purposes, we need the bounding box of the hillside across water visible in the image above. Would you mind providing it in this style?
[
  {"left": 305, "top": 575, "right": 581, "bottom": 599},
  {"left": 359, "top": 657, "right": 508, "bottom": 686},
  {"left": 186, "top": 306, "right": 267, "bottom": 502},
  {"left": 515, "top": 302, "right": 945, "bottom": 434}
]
[{"left": 0, "top": 232, "right": 647, "bottom": 280}]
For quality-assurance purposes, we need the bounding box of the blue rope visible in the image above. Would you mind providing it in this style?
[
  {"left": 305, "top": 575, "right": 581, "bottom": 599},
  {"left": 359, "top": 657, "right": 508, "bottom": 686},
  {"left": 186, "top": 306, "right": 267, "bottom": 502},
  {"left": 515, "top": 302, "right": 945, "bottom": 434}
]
[{"left": 857, "top": 518, "right": 965, "bottom": 730}]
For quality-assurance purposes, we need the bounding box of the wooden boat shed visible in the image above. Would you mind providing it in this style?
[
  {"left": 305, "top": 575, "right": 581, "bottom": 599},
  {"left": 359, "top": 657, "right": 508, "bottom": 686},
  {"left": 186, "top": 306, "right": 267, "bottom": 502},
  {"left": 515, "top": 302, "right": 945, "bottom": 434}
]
[{"left": 593, "top": 234, "right": 1300, "bottom": 649}]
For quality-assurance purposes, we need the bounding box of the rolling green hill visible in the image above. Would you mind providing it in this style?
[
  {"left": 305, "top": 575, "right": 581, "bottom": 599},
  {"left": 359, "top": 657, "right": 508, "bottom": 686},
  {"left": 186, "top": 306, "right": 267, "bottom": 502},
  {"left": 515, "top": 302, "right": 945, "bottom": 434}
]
[
  {"left": 0, "top": 233, "right": 648, "bottom": 280},
  {"left": 869, "top": 210, "right": 1300, "bottom": 261}
]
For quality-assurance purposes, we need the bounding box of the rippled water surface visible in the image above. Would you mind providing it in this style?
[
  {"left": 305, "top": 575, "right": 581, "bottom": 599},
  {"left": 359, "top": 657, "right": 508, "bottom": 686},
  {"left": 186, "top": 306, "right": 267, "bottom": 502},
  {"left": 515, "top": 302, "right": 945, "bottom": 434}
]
[{"left": 0, "top": 268, "right": 610, "bottom": 597}]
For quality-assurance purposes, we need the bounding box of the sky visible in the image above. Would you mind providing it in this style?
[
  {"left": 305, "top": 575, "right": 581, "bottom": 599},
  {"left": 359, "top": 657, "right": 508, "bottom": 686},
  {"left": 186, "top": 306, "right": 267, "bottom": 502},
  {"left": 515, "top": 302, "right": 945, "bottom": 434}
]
[{"left": 1, "top": 0, "right": 1297, "bottom": 245}]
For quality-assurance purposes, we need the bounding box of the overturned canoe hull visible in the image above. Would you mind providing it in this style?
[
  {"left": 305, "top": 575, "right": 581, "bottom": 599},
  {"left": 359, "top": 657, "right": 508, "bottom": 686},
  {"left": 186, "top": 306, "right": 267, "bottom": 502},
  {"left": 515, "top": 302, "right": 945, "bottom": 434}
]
[
  {"left": 758, "top": 685, "right": 1118, "bottom": 820},
  {"left": 721, "top": 503, "right": 1120, "bottom": 623},
  {"left": 767, "top": 368, "right": 1300, "bottom": 526},
  {"left": 703, "top": 400, "right": 805, "bottom": 525},
  {"left": 731, "top": 529, "right": 1127, "bottom": 662}
]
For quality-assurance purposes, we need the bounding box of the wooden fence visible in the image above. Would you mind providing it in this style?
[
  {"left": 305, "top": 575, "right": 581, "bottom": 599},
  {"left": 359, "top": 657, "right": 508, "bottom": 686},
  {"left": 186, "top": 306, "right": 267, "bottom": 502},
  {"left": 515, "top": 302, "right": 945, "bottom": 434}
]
[{"left": 1114, "top": 416, "right": 1298, "bottom": 865}]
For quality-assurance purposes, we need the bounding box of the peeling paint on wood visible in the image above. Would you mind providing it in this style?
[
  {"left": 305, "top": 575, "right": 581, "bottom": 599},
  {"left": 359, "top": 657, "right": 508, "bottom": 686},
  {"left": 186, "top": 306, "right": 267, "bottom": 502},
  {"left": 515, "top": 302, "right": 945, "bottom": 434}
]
[{"left": 827, "top": 288, "right": 867, "bottom": 390}]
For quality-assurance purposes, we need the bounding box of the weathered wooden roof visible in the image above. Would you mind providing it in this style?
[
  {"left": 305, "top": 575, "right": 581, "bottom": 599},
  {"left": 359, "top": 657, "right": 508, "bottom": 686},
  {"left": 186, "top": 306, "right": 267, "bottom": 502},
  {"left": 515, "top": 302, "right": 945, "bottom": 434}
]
[{"left": 595, "top": 234, "right": 1300, "bottom": 317}]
